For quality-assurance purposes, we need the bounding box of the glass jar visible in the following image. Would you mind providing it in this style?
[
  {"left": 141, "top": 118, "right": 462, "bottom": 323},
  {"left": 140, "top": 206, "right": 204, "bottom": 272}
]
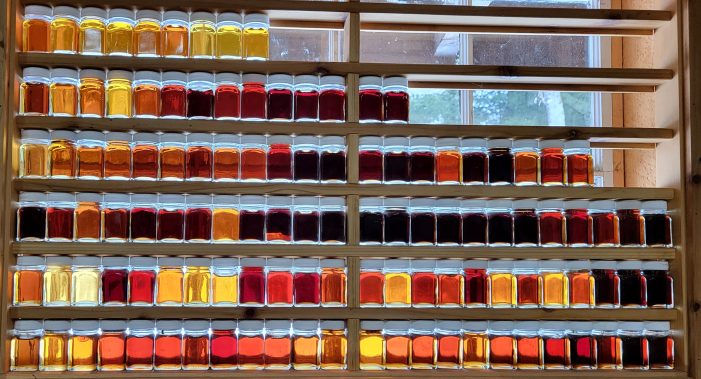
[
  {"left": 133, "top": 9, "right": 161, "bottom": 57},
  {"left": 11, "top": 319, "right": 43, "bottom": 371},
  {"left": 184, "top": 259, "right": 211, "bottom": 306},
  {"left": 185, "top": 195, "right": 212, "bottom": 242},
  {"left": 564, "top": 199, "right": 592, "bottom": 247},
  {"left": 49, "top": 68, "right": 79, "bottom": 116},
  {"left": 384, "top": 198, "right": 410, "bottom": 245},
  {"left": 461, "top": 138, "right": 488, "bottom": 185},
  {"left": 213, "top": 133, "right": 240, "bottom": 181},
  {"left": 463, "top": 259, "right": 488, "bottom": 307},
  {"left": 46, "top": 192, "right": 75, "bottom": 242},
  {"left": 514, "top": 260, "right": 540, "bottom": 308},
  {"left": 211, "top": 195, "right": 240, "bottom": 243},
  {"left": 320, "top": 197, "right": 346, "bottom": 244},
  {"left": 488, "top": 321, "right": 516, "bottom": 369},
  {"left": 104, "top": 132, "right": 132, "bottom": 180},
  {"left": 161, "top": 10, "right": 188, "bottom": 58},
  {"left": 125, "top": 319, "right": 155, "bottom": 370},
  {"left": 619, "top": 322, "right": 648, "bottom": 369},
  {"left": 435, "top": 320, "right": 461, "bottom": 369},
  {"left": 241, "top": 73, "right": 267, "bottom": 120},
  {"left": 105, "top": 8, "right": 134, "bottom": 56},
  {"left": 242, "top": 13, "right": 269, "bottom": 60},
  {"left": 567, "top": 260, "right": 593, "bottom": 308},
  {"left": 645, "top": 321, "right": 674, "bottom": 370},
  {"left": 69, "top": 319, "right": 99, "bottom": 371},
  {"left": 293, "top": 196, "right": 320, "bottom": 243},
  {"left": 294, "top": 74, "right": 319, "bottom": 121},
  {"left": 266, "top": 196, "right": 292, "bottom": 243},
  {"left": 131, "top": 133, "right": 159, "bottom": 180},
  {"left": 267, "top": 135, "right": 292, "bottom": 182},
  {"left": 216, "top": 12, "right": 242, "bottom": 59},
  {"left": 436, "top": 260, "right": 464, "bottom": 307},
  {"left": 409, "top": 137, "right": 435, "bottom": 183},
  {"left": 293, "top": 135, "right": 320, "bottom": 182},
  {"left": 293, "top": 258, "right": 320, "bottom": 306},
  {"left": 159, "top": 132, "right": 186, "bottom": 180},
  {"left": 319, "top": 75, "right": 346, "bottom": 122},
  {"left": 565, "top": 140, "right": 593, "bottom": 186},
  {"left": 78, "top": 69, "right": 105, "bottom": 118},
  {"left": 154, "top": 320, "right": 182, "bottom": 370},
  {"left": 239, "top": 195, "right": 265, "bottom": 242},
  {"left": 48, "top": 130, "right": 77, "bottom": 178},
  {"left": 435, "top": 137, "right": 460, "bottom": 184},
  {"left": 71, "top": 256, "right": 100, "bottom": 306},
  {"left": 641, "top": 200, "right": 672, "bottom": 247},
  {"left": 359, "top": 75, "right": 383, "bottom": 123},
  {"left": 267, "top": 74, "right": 294, "bottom": 121},
  {"left": 40, "top": 319, "right": 70, "bottom": 370},
  {"left": 211, "top": 257, "right": 239, "bottom": 305},
  {"left": 156, "top": 258, "right": 184, "bottom": 306},
  {"left": 237, "top": 320, "right": 265, "bottom": 369},
  {"left": 513, "top": 321, "right": 542, "bottom": 370},
  {"left": 512, "top": 139, "right": 540, "bottom": 186},
  {"left": 616, "top": 200, "right": 643, "bottom": 247},
  {"left": 538, "top": 200, "right": 564, "bottom": 247},
  {"left": 187, "top": 72, "right": 215, "bottom": 119},
  {"left": 488, "top": 260, "right": 515, "bottom": 307},
  {"left": 99, "top": 320, "right": 127, "bottom": 371},
  {"left": 20, "top": 66, "right": 50, "bottom": 115},
  {"left": 359, "top": 136, "right": 383, "bottom": 183},
  {"left": 643, "top": 261, "right": 673, "bottom": 308},
  {"left": 359, "top": 197, "right": 383, "bottom": 245},
  {"left": 128, "top": 257, "right": 156, "bottom": 305},
  {"left": 51, "top": 6, "right": 79, "bottom": 53},
  {"left": 214, "top": 72, "right": 241, "bottom": 120},
  {"left": 266, "top": 258, "right": 294, "bottom": 305},
  {"left": 512, "top": 199, "right": 538, "bottom": 247},
  {"left": 101, "top": 193, "right": 130, "bottom": 242},
  {"left": 186, "top": 132, "right": 213, "bottom": 181},
  {"left": 487, "top": 139, "right": 514, "bottom": 185},
  {"left": 591, "top": 260, "right": 620, "bottom": 308},
  {"left": 434, "top": 199, "right": 460, "bottom": 246},
  {"left": 79, "top": 7, "right": 106, "bottom": 55},
  {"left": 409, "top": 320, "right": 435, "bottom": 369},
  {"left": 618, "top": 260, "right": 645, "bottom": 308},
  {"left": 239, "top": 258, "right": 265, "bottom": 306},
  {"left": 359, "top": 259, "right": 384, "bottom": 306},
  {"left": 12, "top": 255, "right": 45, "bottom": 306},
  {"left": 321, "top": 259, "right": 347, "bottom": 306},
  {"left": 43, "top": 256, "right": 72, "bottom": 306},
  {"left": 160, "top": 71, "right": 187, "bottom": 118},
  {"left": 189, "top": 11, "right": 216, "bottom": 58},
  {"left": 101, "top": 256, "right": 129, "bottom": 305},
  {"left": 539, "top": 139, "right": 565, "bottom": 186},
  {"left": 182, "top": 320, "right": 210, "bottom": 370},
  {"left": 210, "top": 320, "right": 237, "bottom": 369},
  {"left": 462, "top": 321, "right": 488, "bottom": 369},
  {"left": 133, "top": 70, "right": 161, "bottom": 118},
  {"left": 589, "top": 200, "right": 619, "bottom": 247},
  {"left": 157, "top": 194, "right": 185, "bottom": 242},
  {"left": 320, "top": 136, "right": 346, "bottom": 183},
  {"left": 487, "top": 199, "right": 513, "bottom": 247},
  {"left": 384, "top": 259, "right": 411, "bottom": 307},
  {"left": 540, "top": 321, "right": 570, "bottom": 370},
  {"left": 359, "top": 320, "right": 384, "bottom": 369},
  {"left": 22, "top": 5, "right": 51, "bottom": 52},
  {"left": 384, "top": 321, "right": 411, "bottom": 369},
  {"left": 105, "top": 69, "right": 133, "bottom": 118},
  {"left": 410, "top": 198, "right": 435, "bottom": 246},
  {"left": 461, "top": 199, "right": 487, "bottom": 246},
  {"left": 382, "top": 76, "right": 409, "bottom": 123},
  {"left": 292, "top": 320, "right": 320, "bottom": 369},
  {"left": 383, "top": 137, "right": 410, "bottom": 184},
  {"left": 540, "top": 259, "right": 567, "bottom": 308},
  {"left": 20, "top": 129, "right": 49, "bottom": 178}
]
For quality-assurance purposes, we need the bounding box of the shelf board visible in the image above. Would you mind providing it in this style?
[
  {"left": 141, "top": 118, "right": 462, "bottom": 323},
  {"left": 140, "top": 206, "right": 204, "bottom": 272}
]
[
  {"left": 8, "top": 307, "right": 677, "bottom": 321},
  {"left": 2, "top": 370, "right": 690, "bottom": 378},
  {"left": 14, "top": 179, "right": 676, "bottom": 200},
  {"left": 14, "top": 0, "right": 672, "bottom": 36},
  {"left": 18, "top": 53, "right": 673, "bottom": 92},
  {"left": 14, "top": 116, "right": 675, "bottom": 147},
  {"left": 11, "top": 242, "right": 676, "bottom": 260}
]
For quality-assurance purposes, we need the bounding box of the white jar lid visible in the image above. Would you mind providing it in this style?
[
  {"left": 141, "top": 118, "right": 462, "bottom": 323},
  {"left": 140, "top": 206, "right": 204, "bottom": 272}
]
[
  {"left": 240, "top": 195, "right": 264, "bottom": 206},
  {"left": 163, "top": 10, "right": 188, "bottom": 22},
  {"left": 462, "top": 321, "right": 488, "bottom": 330},
  {"left": 564, "top": 140, "right": 590, "bottom": 149},
  {"left": 100, "top": 320, "right": 127, "bottom": 331},
  {"left": 25, "top": 5, "right": 52, "bottom": 17},
  {"left": 51, "top": 68, "right": 79, "bottom": 80},
  {"left": 187, "top": 194, "right": 212, "bottom": 205},
  {"left": 268, "top": 73, "right": 293, "bottom": 85},
  {"left": 461, "top": 199, "right": 486, "bottom": 209},
  {"left": 435, "top": 137, "right": 459, "bottom": 148},
  {"left": 79, "top": 69, "right": 106, "bottom": 81},
  {"left": 384, "top": 197, "right": 410, "bottom": 207},
  {"left": 618, "top": 321, "right": 645, "bottom": 331},
  {"left": 436, "top": 259, "right": 463, "bottom": 270},
  {"left": 187, "top": 133, "right": 213, "bottom": 143},
  {"left": 266, "top": 320, "right": 291, "bottom": 331},
  {"left": 242, "top": 73, "right": 266, "bottom": 83},
  {"left": 216, "top": 72, "right": 241, "bottom": 83},
  {"left": 410, "top": 320, "right": 435, "bottom": 331},
  {"left": 589, "top": 200, "right": 615, "bottom": 209},
  {"left": 564, "top": 199, "right": 588, "bottom": 209},
  {"left": 211, "top": 320, "right": 237, "bottom": 330},
  {"left": 294, "top": 135, "right": 318, "bottom": 146},
  {"left": 383, "top": 76, "right": 408, "bottom": 87},
  {"left": 240, "top": 257, "right": 265, "bottom": 267},
  {"left": 384, "top": 321, "right": 410, "bottom": 330},
  {"left": 486, "top": 199, "right": 511, "bottom": 209},
  {"left": 159, "top": 194, "right": 185, "bottom": 204},
  {"left": 218, "top": 12, "right": 242, "bottom": 24},
  {"left": 213, "top": 195, "right": 239, "bottom": 206},
  {"left": 44, "top": 320, "right": 71, "bottom": 331},
  {"left": 294, "top": 75, "right": 319, "bottom": 85},
  {"left": 539, "top": 259, "right": 565, "bottom": 271},
  {"left": 244, "top": 13, "right": 269, "bottom": 24},
  {"left": 162, "top": 71, "right": 187, "bottom": 82},
  {"left": 320, "top": 136, "right": 345, "bottom": 146},
  {"left": 71, "top": 320, "right": 99, "bottom": 331},
  {"left": 107, "top": 70, "right": 133, "bottom": 81},
  {"left": 489, "top": 321, "right": 514, "bottom": 331},
  {"left": 384, "top": 136, "right": 408, "bottom": 146},
  {"left": 16, "top": 256, "right": 45, "bottom": 266},
  {"left": 539, "top": 139, "right": 564, "bottom": 149},
  {"left": 615, "top": 200, "right": 641, "bottom": 210},
  {"left": 461, "top": 138, "right": 487, "bottom": 148},
  {"left": 134, "top": 70, "right": 161, "bottom": 82},
  {"left": 512, "top": 139, "right": 538, "bottom": 149},
  {"left": 641, "top": 200, "right": 667, "bottom": 211},
  {"left": 102, "top": 256, "right": 129, "bottom": 267},
  {"left": 82, "top": 7, "right": 108, "bottom": 19},
  {"left": 436, "top": 320, "right": 461, "bottom": 331},
  {"left": 109, "top": 8, "right": 134, "bottom": 20},
  {"left": 158, "top": 257, "right": 184, "bottom": 266},
  {"left": 321, "top": 75, "right": 345, "bottom": 86},
  {"left": 47, "top": 192, "right": 74, "bottom": 202},
  {"left": 488, "top": 260, "right": 513, "bottom": 270},
  {"left": 135, "top": 9, "right": 160, "bottom": 21},
  {"left": 294, "top": 196, "right": 319, "bottom": 207},
  {"left": 160, "top": 133, "right": 186, "bottom": 143},
  {"left": 132, "top": 132, "right": 158, "bottom": 143},
  {"left": 294, "top": 320, "right": 319, "bottom": 331},
  {"left": 267, "top": 135, "right": 292, "bottom": 146},
  {"left": 267, "top": 196, "right": 292, "bottom": 207},
  {"left": 516, "top": 321, "right": 540, "bottom": 331},
  {"left": 294, "top": 258, "right": 319, "bottom": 268},
  {"left": 540, "top": 321, "right": 568, "bottom": 331},
  {"left": 238, "top": 320, "right": 264, "bottom": 331},
  {"left": 538, "top": 199, "right": 563, "bottom": 209},
  {"left": 566, "top": 260, "right": 590, "bottom": 270},
  {"left": 642, "top": 261, "right": 668, "bottom": 271},
  {"left": 463, "top": 259, "right": 488, "bottom": 269},
  {"left": 359, "top": 76, "right": 382, "bottom": 87},
  {"left": 644, "top": 321, "right": 670, "bottom": 332},
  {"left": 213, "top": 134, "right": 239, "bottom": 144},
  {"left": 22, "top": 129, "right": 50, "bottom": 140},
  {"left": 411, "top": 259, "right": 436, "bottom": 271},
  {"left": 384, "top": 259, "right": 410, "bottom": 270},
  {"left": 191, "top": 11, "right": 215, "bottom": 23},
  {"left": 268, "top": 258, "right": 294, "bottom": 268},
  {"left": 103, "top": 193, "right": 129, "bottom": 203},
  {"left": 320, "top": 259, "right": 344, "bottom": 268},
  {"left": 617, "top": 260, "right": 642, "bottom": 270},
  {"left": 73, "top": 256, "right": 101, "bottom": 266},
  {"left": 435, "top": 198, "right": 460, "bottom": 208},
  {"left": 592, "top": 321, "right": 618, "bottom": 331},
  {"left": 23, "top": 67, "right": 50, "bottom": 78},
  {"left": 106, "top": 132, "right": 130, "bottom": 142},
  {"left": 359, "top": 136, "right": 382, "bottom": 146},
  {"left": 156, "top": 320, "right": 182, "bottom": 330},
  {"left": 184, "top": 320, "right": 210, "bottom": 330},
  {"left": 54, "top": 6, "right": 79, "bottom": 18},
  {"left": 212, "top": 257, "right": 239, "bottom": 268},
  {"left": 513, "top": 260, "right": 537, "bottom": 270},
  {"left": 410, "top": 198, "right": 434, "bottom": 208},
  {"left": 320, "top": 320, "right": 345, "bottom": 330},
  {"left": 189, "top": 71, "right": 215, "bottom": 83},
  {"left": 320, "top": 197, "right": 344, "bottom": 208},
  {"left": 512, "top": 199, "right": 537, "bottom": 209},
  {"left": 487, "top": 139, "right": 511, "bottom": 148},
  {"left": 360, "top": 259, "right": 383, "bottom": 270},
  {"left": 46, "top": 256, "right": 72, "bottom": 266},
  {"left": 241, "top": 134, "right": 266, "bottom": 145},
  {"left": 361, "top": 320, "right": 383, "bottom": 330},
  {"left": 410, "top": 137, "right": 434, "bottom": 148},
  {"left": 360, "top": 197, "right": 383, "bottom": 208},
  {"left": 130, "top": 256, "right": 157, "bottom": 267},
  {"left": 590, "top": 260, "right": 616, "bottom": 270}
]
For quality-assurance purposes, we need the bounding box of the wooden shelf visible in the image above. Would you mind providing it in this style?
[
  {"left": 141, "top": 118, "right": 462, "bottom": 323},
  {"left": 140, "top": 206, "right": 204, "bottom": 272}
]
[
  {"left": 14, "top": 116, "right": 675, "bottom": 148},
  {"left": 3, "top": 370, "right": 690, "bottom": 378},
  {"left": 8, "top": 307, "right": 678, "bottom": 321},
  {"left": 11, "top": 242, "right": 676, "bottom": 260},
  {"left": 18, "top": 53, "right": 673, "bottom": 92},
  {"left": 14, "top": 179, "right": 675, "bottom": 200},
  {"left": 14, "top": 0, "right": 672, "bottom": 37}
]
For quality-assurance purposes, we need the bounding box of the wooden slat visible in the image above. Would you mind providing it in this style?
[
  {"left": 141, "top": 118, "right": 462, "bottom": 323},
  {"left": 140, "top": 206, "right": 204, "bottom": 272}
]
[
  {"left": 11, "top": 242, "right": 676, "bottom": 260},
  {"left": 359, "top": 22, "right": 655, "bottom": 37},
  {"left": 12, "top": 0, "right": 672, "bottom": 34},
  {"left": 2, "top": 370, "right": 691, "bottom": 378},
  {"left": 17, "top": 53, "right": 673, "bottom": 90},
  {"left": 13, "top": 116, "right": 676, "bottom": 143},
  {"left": 13, "top": 179, "right": 676, "bottom": 200},
  {"left": 7, "top": 307, "right": 678, "bottom": 321}
]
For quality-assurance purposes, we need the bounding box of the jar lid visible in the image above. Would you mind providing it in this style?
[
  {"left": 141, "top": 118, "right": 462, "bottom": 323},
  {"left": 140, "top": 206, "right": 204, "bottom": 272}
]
[
  {"left": 189, "top": 71, "right": 214, "bottom": 83},
  {"left": 359, "top": 136, "right": 382, "bottom": 146},
  {"left": 163, "top": 10, "right": 188, "bottom": 22},
  {"left": 294, "top": 74, "right": 319, "bottom": 85},
  {"left": 213, "top": 133, "right": 239, "bottom": 144},
  {"left": 238, "top": 320, "right": 264, "bottom": 331},
  {"left": 488, "top": 260, "right": 513, "bottom": 270},
  {"left": 294, "top": 135, "right": 318, "bottom": 146},
  {"left": 160, "top": 133, "right": 186, "bottom": 143},
  {"left": 73, "top": 256, "right": 101, "bottom": 266},
  {"left": 47, "top": 192, "right": 74, "bottom": 202},
  {"left": 54, "top": 5, "right": 79, "bottom": 18},
  {"left": 641, "top": 200, "right": 667, "bottom": 211},
  {"left": 293, "top": 196, "right": 319, "bottom": 207},
  {"left": 294, "top": 258, "right": 319, "bottom": 268},
  {"left": 241, "top": 134, "right": 266, "bottom": 144},
  {"left": 212, "top": 257, "right": 239, "bottom": 268},
  {"left": 383, "top": 76, "right": 408, "bottom": 87},
  {"left": 211, "top": 320, "right": 237, "bottom": 330},
  {"left": 293, "top": 320, "right": 319, "bottom": 331},
  {"left": 79, "top": 69, "right": 106, "bottom": 81},
  {"left": 592, "top": 321, "right": 618, "bottom": 331},
  {"left": 384, "top": 259, "right": 410, "bottom": 270},
  {"left": 644, "top": 321, "right": 670, "bottom": 332},
  {"left": 487, "top": 139, "right": 512, "bottom": 148},
  {"left": 158, "top": 257, "right": 184, "bottom": 266},
  {"left": 541, "top": 321, "right": 568, "bottom": 331},
  {"left": 46, "top": 256, "right": 72, "bottom": 265},
  {"left": 216, "top": 72, "right": 241, "bottom": 83},
  {"left": 244, "top": 12, "right": 269, "bottom": 24},
  {"left": 436, "top": 259, "right": 463, "bottom": 270},
  {"left": 16, "top": 256, "right": 45, "bottom": 266},
  {"left": 410, "top": 320, "right": 435, "bottom": 331},
  {"left": 566, "top": 260, "right": 590, "bottom": 270},
  {"left": 489, "top": 321, "right": 514, "bottom": 331},
  {"left": 187, "top": 132, "right": 213, "bottom": 143},
  {"left": 102, "top": 256, "right": 129, "bottom": 267},
  {"left": 461, "top": 138, "right": 487, "bottom": 148},
  {"left": 538, "top": 199, "right": 563, "bottom": 209},
  {"left": 24, "top": 5, "right": 51, "bottom": 16},
  {"left": 486, "top": 199, "right": 511, "bottom": 209},
  {"left": 590, "top": 260, "right": 616, "bottom": 269},
  {"left": 184, "top": 320, "right": 210, "bottom": 330},
  {"left": 410, "top": 137, "right": 434, "bottom": 148},
  {"left": 513, "top": 260, "right": 537, "bottom": 270},
  {"left": 134, "top": 70, "right": 161, "bottom": 82},
  {"left": 187, "top": 194, "right": 212, "bottom": 205},
  {"left": 320, "top": 320, "right": 345, "bottom": 330},
  {"left": 360, "top": 259, "right": 383, "bottom": 270},
  {"left": 642, "top": 261, "right": 668, "bottom": 271},
  {"left": 108, "top": 8, "right": 134, "bottom": 20},
  {"left": 44, "top": 320, "right": 71, "bottom": 331},
  {"left": 135, "top": 9, "right": 160, "bottom": 21},
  {"left": 130, "top": 256, "right": 157, "bottom": 267},
  {"left": 564, "top": 140, "right": 590, "bottom": 149},
  {"left": 268, "top": 73, "right": 293, "bottom": 85},
  {"left": 103, "top": 193, "right": 130, "bottom": 203},
  {"left": 100, "top": 320, "right": 127, "bottom": 331},
  {"left": 242, "top": 73, "right": 266, "bottom": 83},
  {"left": 267, "top": 196, "right": 292, "bottom": 207},
  {"left": 359, "top": 197, "right": 382, "bottom": 208},
  {"left": 512, "top": 139, "right": 538, "bottom": 149},
  {"left": 156, "top": 320, "right": 182, "bottom": 330},
  {"left": 617, "top": 260, "right": 642, "bottom": 270},
  {"left": 432, "top": 198, "right": 458, "bottom": 209},
  {"left": 106, "top": 132, "right": 130, "bottom": 142},
  {"left": 411, "top": 259, "right": 436, "bottom": 271},
  {"left": 320, "top": 258, "right": 345, "bottom": 268},
  {"left": 435, "top": 137, "right": 460, "bottom": 148},
  {"left": 107, "top": 69, "right": 133, "bottom": 81},
  {"left": 384, "top": 321, "right": 410, "bottom": 330},
  {"left": 218, "top": 12, "right": 242, "bottom": 23},
  {"left": 615, "top": 200, "right": 641, "bottom": 210},
  {"left": 162, "top": 71, "right": 187, "bottom": 82},
  {"left": 361, "top": 320, "right": 383, "bottom": 330},
  {"left": 126, "top": 321, "right": 155, "bottom": 332},
  {"left": 384, "top": 136, "right": 409, "bottom": 146},
  {"left": 82, "top": 7, "right": 108, "bottom": 19},
  {"left": 23, "top": 66, "right": 50, "bottom": 78},
  {"left": 515, "top": 321, "right": 540, "bottom": 331},
  {"left": 563, "top": 199, "right": 588, "bottom": 209},
  {"left": 240, "top": 257, "right": 265, "bottom": 267},
  {"left": 359, "top": 75, "right": 382, "bottom": 87},
  {"left": 132, "top": 132, "right": 158, "bottom": 143},
  {"left": 462, "top": 321, "right": 488, "bottom": 331},
  {"left": 618, "top": 321, "right": 645, "bottom": 331},
  {"left": 512, "top": 199, "right": 537, "bottom": 209},
  {"left": 384, "top": 197, "right": 410, "bottom": 207},
  {"left": 589, "top": 200, "right": 615, "bottom": 209},
  {"left": 213, "top": 195, "right": 239, "bottom": 206},
  {"left": 265, "top": 320, "right": 291, "bottom": 331},
  {"left": 320, "top": 75, "right": 345, "bottom": 86},
  {"left": 539, "top": 139, "right": 564, "bottom": 149},
  {"left": 436, "top": 320, "right": 461, "bottom": 331},
  {"left": 460, "top": 199, "right": 486, "bottom": 209},
  {"left": 159, "top": 194, "right": 185, "bottom": 204},
  {"left": 240, "top": 195, "right": 265, "bottom": 205},
  {"left": 539, "top": 259, "right": 565, "bottom": 271},
  {"left": 191, "top": 11, "right": 215, "bottom": 22},
  {"left": 71, "top": 320, "right": 99, "bottom": 331},
  {"left": 51, "top": 68, "right": 79, "bottom": 80},
  {"left": 410, "top": 198, "right": 433, "bottom": 208},
  {"left": 463, "top": 259, "right": 488, "bottom": 269},
  {"left": 22, "top": 129, "right": 50, "bottom": 140},
  {"left": 320, "top": 136, "right": 345, "bottom": 146}
]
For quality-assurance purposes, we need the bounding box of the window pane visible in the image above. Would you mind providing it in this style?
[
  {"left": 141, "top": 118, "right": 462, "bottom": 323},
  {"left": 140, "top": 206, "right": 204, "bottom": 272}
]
[
  {"left": 360, "top": 32, "right": 460, "bottom": 64},
  {"left": 270, "top": 29, "right": 343, "bottom": 61},
  {"left": 472, "top": 91, "right": 594, "bottom": 126},
  {"left": 472, "top": 34, "right": 592, "bottom": 67},
  {"left": 409, "top": 89, "right": 462, "bottom": 124},
  {"left": 473, "top": 0, "right": 594, "bottom": 8}
]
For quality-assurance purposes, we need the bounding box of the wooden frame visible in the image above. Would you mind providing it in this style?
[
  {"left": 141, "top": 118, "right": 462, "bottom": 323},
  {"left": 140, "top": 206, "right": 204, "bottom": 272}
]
[{"left": 0, "top": 0, "right": 697, "bottom": 377}]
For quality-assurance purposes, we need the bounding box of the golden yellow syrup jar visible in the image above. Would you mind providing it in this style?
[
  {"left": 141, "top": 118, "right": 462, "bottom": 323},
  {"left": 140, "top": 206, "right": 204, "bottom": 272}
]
[
  {"left": 189, "top": 11, "right": 216, "bottom": 58},
  {"left": 78, "top": 7, "right": 106, "bottom": 55},
  {"left": 105, "top": 8, "right": 135, "bottom": 56},
  {"left": 242, "top": 13, "right": 269, "bottom": 60},
  {"left": 216, "top": 12, "right": 242, "bottom": 59},
  {"left": 51, "top": 5, "right": 79, "bottom": 53},
  {"left": 22, "top": 4, "right": 52, "bottom": 52}
]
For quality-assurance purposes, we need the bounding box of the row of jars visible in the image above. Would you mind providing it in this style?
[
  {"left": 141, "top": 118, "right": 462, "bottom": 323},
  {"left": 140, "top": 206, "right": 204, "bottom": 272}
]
[
  {"left": 359, "top": 198, "right": 672, "bottom": 247},
  {"left": 11, "top": 319, "right": 346, "bottom": 372},
  {"left": 13, "top": 256, "right": 346, "bottom": 307},
  {"left": 359, "top": 320, "right": 673, "bottom": 370},
  {"left": 20, "top": 130, "right": 347, "bottom": 182},
  {"left": 358, "top": 259, "right": 672, "bottom": 309},
  {"left": 359, "top": 136, "right": 593, "bottom": 186},
  {"left": 20, "top": 68, "right": 350, "bottom": 121},
  {"left": 17, "top": 192, "right": 347, "bottom": 244},
  {"left": 23, "top": 6, "right": 270, "bottom": 59}
]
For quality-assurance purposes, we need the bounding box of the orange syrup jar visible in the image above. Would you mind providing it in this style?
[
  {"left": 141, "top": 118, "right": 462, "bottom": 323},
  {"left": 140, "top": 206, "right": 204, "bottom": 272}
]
[
  {"left": 513, "top": 139, "right": 540, "bottom": 185},
  {"left": 22, "top": 5, "right": 52, "bottom": 52},
  {"left": 320, "top": 321, "right": 347, "bottom": 369},
  {"left": 49, "top": 68, "right": 79, "bottom": 117},
  {"left": 19, "top": 129, "right": 49, "bottom": 178},
  {"left": 11, "top": 320, "right": 43, "bottom": 371},
  {"left": 78, "top": 69, "right": 105, "bottom": 117},
  {"left": 76, "top": 131, "right": 105, "bottom": 179},
  {"left": 134, "top": 9, "right": 162, "bottom": 57},
  {"left": 133, "top": 70, "right": 161, "bottom": 118},
  {"left": 50, "top": 6, "right": 79, "bottom": 53},
  {"left": 161, "top": 10, "right": 189, "bottom": 57},
  {"left": 12, "top": 256, "right": 45, "bottom": 306}
]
